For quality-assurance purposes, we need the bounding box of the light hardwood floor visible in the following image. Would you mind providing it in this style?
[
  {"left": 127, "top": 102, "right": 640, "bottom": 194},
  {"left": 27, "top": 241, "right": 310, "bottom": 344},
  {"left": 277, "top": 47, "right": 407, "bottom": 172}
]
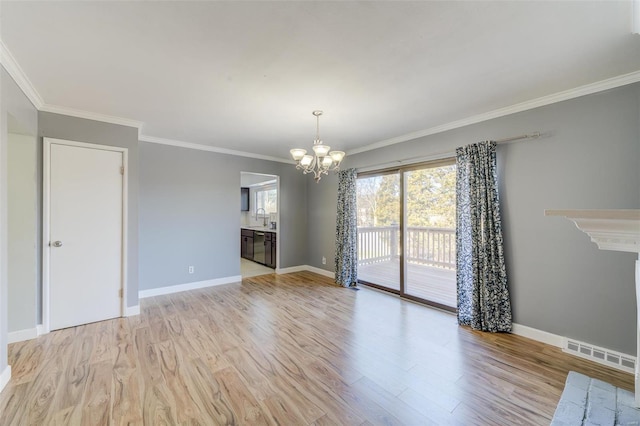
[{"left": 0, "top": 271, "right": 633, "bottom": 425}]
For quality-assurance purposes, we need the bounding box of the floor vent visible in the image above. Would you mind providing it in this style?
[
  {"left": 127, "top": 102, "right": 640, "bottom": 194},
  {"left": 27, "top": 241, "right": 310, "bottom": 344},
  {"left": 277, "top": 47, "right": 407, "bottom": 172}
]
[{"left": 564, "top": 338, "right": 635, "bottom": 374}]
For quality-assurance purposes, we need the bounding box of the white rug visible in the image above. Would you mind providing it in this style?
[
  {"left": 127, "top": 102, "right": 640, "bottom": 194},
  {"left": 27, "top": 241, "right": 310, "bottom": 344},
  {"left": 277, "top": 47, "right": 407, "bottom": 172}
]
[{"left": 551, "top": 371, "right": 640, "bottom": 425}]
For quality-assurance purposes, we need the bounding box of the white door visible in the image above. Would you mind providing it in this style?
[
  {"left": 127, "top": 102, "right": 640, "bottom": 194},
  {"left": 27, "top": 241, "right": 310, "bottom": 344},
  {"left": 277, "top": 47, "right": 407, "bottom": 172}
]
[{"left": 48, "top": 142, "right": 123, "bottom": 330}]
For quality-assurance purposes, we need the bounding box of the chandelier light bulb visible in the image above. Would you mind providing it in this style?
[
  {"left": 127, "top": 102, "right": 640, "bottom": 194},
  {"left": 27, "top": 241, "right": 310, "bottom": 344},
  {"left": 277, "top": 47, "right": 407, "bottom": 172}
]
[
  {"left": 312, "top": 144, "right": 331, "bottom": 157},
  {"left": 321, "top": 156, "right": 334, "bottom": 168},
  {"left": 330, "top": 151, "right": 345, "bottom": 163},
  {"left": 300, "top": 154, "right": 314, "bottom": 167},
  {"left": 290, "top": 148, "right": 307, "bottom": 161}
]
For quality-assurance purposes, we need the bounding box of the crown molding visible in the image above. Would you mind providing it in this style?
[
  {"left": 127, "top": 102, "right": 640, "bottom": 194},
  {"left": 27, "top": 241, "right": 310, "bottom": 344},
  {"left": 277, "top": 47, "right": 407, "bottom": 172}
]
[
  {"left": 348, "top": 70, "right": 640, "bottom": 155},
  {"left": 0, "top": 39, "right": 44, "bottom": 109},
  {"left": 0, "top": 37, "right": 141, "bottom": 130},
  {"left": 40, "top": 104, "right": 143, "bottom": 130},
  {"left": 2, "top": 32, "right": 639, "bottom": 159},
  {"left": 140, "top": 134, "right": 294, "bottom": 164}
]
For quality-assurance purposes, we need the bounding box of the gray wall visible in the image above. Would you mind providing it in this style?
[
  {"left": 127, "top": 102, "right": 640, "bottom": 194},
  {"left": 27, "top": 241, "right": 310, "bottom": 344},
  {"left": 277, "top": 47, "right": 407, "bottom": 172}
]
[
  {"left": 139, "top": 142, "right": 307, "bottom": 290},
  {"left": 7, "top": 132, "right": 37, "bottom": 332},
  {"left": 307, "top": 83, "right": 640, "bottom": 355},
  {"left": 0, "top": 66, "right": 38, "bottom": 374},
  {"left": 38, "top": 112, "right": 140, "bottom": 307}
]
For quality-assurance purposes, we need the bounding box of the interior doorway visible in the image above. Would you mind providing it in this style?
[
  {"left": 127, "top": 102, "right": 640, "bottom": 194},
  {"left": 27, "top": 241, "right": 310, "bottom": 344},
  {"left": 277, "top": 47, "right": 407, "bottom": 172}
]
[
  {"left": 240, "top": 172, "right": 279, "bottom": 277},
  {"left": 356, "top": 159, "right": 457, "bottom": 311}
]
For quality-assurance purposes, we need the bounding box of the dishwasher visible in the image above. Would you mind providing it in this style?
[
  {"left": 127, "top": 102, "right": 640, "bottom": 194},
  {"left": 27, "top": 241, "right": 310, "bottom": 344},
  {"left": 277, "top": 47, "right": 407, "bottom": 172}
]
[{"left": 253, "top": 231, "right": 265, "bottom": 264}]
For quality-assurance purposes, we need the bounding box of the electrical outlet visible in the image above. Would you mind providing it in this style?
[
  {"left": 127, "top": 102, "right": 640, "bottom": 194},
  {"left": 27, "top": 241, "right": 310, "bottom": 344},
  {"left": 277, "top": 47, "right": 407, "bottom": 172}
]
[
  {"left": 188, "top": 265, "right": 194, "bottom": 274},
  {"left": 322, "top": 256, "right": 326, "bottom": 265}
]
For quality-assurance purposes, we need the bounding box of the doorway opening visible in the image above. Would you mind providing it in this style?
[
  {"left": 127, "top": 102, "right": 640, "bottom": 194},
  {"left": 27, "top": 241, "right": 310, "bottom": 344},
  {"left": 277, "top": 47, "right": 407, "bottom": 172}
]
[
  {"left": 356, "top": 159, "right": 457, "bottom": 311},
  {"left": 240, "top": 172, "right": 279, "bottom": 278}
]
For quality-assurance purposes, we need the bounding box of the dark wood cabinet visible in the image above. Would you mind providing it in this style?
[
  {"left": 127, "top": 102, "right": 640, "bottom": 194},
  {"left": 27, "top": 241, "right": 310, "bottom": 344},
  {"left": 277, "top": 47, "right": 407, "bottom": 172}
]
[
  {"left": 241, "top": 229, "right": 254, "bottom": 260},
  {"left": 241, "top": 187, "right": 250, "bottom": 211},
  {"left": 241, "top": 228, "right": 276, "bottom": 268},
  {"left": 265, "top": 232, "right": 276, "bottom": 268}
]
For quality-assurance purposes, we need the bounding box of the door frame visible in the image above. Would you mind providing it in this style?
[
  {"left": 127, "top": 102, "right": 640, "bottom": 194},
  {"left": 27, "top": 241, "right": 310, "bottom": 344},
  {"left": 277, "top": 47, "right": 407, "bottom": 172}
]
[{"left": 42, "top": 137, "right": 128, "bottom": 333}]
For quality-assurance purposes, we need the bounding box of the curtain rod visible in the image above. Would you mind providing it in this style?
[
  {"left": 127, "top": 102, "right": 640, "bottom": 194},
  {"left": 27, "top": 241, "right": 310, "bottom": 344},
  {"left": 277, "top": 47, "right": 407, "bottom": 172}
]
[
  {"left": 355, "top": 131, "right": 541, "bottom": 173},
  {"left": 494, "top": 132, "right": 541, "bottom": 144}
]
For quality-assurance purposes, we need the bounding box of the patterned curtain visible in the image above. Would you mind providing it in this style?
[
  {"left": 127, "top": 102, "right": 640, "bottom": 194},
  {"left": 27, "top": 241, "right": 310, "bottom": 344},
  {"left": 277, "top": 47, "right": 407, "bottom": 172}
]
[
  {"left": 335, "top": 168, "right": 358, "bottom": 287},
  {"left": 456, "top": 141, "right": 512, "bottom": 332}
]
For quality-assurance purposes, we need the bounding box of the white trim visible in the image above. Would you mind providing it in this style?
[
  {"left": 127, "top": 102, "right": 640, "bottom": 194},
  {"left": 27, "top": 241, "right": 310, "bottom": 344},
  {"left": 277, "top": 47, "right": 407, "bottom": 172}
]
[
  {"left": 348, "top": 70, "right": 640, "bottom": 155},
  {"left": 40, "top": 104, "right": 142, "bottom": 130},
  {"left": 511, "top": 323, "right": 636, "bottom": 374},
  {"left": 139, "top": 276, "right": 242, "bottom": 299},
  {"left": 357, "top": 151, "right": 456, "bottom": 174},
  {"left": 7, "top": 327, "right": 38, "bottom": 344},
  {"left": 42, "top": 139, "right": 51, "bottom": 333},
  {"left": 511, "top": 322, "right": 564, "bottom": 348},
  {"left": 0, "top": 40, "right": 44, "bottom": 108},
  {"left": 125, "top": 305, "right": 140, "bottom": 316},
  {"left": 121, "top": 149, "right": 129, "bottom": 319},
  {"left": 275, "top": 265, "right": 309, "bottom": 275},
  {"left": 36, "top": 324, "right": 46, "bottom": 336},
  {"left": 276, "top": 265, "right": 335, "bottom": 279},
  {"left": 305, "top": 265, "right": 336, "bottom": 278},
  {"left": 3, "top": 31, "right": 640, "bottom": 162},
  {"left": 0, "top": 366, "right": 11, "bottom": 394},
  {"left": 42, "top": 138, "right": 129, "bottom": 333},
  {"left": 140, "top": 134, "right": 294, "bottom": 164},
  {"left": 545, "top": 209, "right": 640, "bottom": 253},
  {"left": 3, "top": 33, "right": 639, "bottom": 160}
]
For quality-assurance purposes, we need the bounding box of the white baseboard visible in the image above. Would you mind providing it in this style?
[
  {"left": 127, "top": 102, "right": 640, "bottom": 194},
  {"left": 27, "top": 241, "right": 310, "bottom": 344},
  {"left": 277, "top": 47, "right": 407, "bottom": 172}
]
[
  {"left": 0, "top": 365, "right": 11, "bottom": 393},
  {"left": 139, "top": 275, "right": 242, "bottom": 299},
  {"left": 275, "top": 265, "right": 308, "bottom": 274},
  {"left": 305, "top": 265, "right": 335, "bottom": 279},
  {"left": 511, "top": 323, "right": 635, "bottom": 374},
  {"left": 7, "top": 327, "right": 38, "bottom": 344},
  {"left": 36, "top": 324, "right": 46, "bottom": 336},
  {"left": 125, "top": 305, "right": 140, "bottom": 316},
  {"left": 276, "top": 265, "right": 335, "bottom": 279},
  {"left": 511, "top": 323, "right": 564, "bottom": 348}
]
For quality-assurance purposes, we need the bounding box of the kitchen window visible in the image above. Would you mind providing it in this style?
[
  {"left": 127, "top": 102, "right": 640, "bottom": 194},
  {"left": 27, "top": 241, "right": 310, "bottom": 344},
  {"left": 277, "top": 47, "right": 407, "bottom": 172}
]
[{"left": 255, "top": 186, "right": 277, "bottom": 216}]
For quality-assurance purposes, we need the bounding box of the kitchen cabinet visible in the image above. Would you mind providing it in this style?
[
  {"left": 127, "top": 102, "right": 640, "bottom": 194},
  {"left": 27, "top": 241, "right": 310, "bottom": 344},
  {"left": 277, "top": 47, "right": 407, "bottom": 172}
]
[
  {"left": 241, "top": 229, "right": 254, "bottom": 260},
  {"left": 241, "top": 187, "right": 250, "bottom": 211},
  {"left": 265, "top": 232, "right": 276, "bottom": 268},
  {"left": 241, "top": 228, "right": 276, "bottom": 268}
]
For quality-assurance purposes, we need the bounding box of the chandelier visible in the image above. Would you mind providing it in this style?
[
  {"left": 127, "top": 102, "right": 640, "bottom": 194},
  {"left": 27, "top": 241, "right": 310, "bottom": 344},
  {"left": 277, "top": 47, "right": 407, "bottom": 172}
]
[{"left": 290, "top": 110, "right": 345, "bottom": 183}]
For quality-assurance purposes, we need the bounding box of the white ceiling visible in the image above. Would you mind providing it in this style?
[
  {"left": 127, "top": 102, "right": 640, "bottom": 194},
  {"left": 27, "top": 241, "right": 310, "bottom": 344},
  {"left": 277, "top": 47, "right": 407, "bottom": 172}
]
[{"left": 2, "top": 1, "right": 639, "bottom": 160}]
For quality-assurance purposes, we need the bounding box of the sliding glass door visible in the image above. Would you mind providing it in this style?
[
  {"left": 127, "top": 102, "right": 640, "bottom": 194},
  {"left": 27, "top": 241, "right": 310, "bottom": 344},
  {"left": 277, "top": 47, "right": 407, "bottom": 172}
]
[
  {"left": 356, "top": 160, "right": 457, "bottom": 310},
  {"left": 403, "top": 162, "right": 457, "bottom": 308},
  {"left": 356, "top": 173, "right": 400, "bottom": 291}
]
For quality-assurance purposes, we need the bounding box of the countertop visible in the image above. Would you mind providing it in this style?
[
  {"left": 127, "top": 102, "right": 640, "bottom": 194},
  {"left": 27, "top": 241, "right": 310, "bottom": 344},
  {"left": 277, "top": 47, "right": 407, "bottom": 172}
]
[{"left": 241, "top": 226, "right": 278, "bottom": 234}]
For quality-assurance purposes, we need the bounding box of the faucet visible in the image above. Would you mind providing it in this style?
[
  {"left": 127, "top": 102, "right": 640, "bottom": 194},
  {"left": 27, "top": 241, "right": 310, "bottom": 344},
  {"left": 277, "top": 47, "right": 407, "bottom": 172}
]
[{"left": 256, "top": 208, "right": 267, "bottom": 227}]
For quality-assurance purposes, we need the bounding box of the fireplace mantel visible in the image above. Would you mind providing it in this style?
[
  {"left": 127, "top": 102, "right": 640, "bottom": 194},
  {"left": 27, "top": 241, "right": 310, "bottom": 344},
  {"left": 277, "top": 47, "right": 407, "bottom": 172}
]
[
  {"left": 546, "top": 209, "right": 640, "bottom": 406},
  {"left": 545, "top": 209, "right": 640, "bottom": 253}
]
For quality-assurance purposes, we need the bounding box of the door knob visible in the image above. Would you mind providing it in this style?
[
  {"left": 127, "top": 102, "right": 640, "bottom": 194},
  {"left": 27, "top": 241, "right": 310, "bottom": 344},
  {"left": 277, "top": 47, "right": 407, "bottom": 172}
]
[{"left": 51, "top": 241, "right": 63, "bottom": 247}]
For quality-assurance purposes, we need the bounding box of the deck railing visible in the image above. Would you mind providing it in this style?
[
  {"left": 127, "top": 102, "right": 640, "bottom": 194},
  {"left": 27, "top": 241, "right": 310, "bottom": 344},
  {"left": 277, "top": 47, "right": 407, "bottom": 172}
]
[{"left": 357, "top": 226, "right": 456, "bottom": 270}]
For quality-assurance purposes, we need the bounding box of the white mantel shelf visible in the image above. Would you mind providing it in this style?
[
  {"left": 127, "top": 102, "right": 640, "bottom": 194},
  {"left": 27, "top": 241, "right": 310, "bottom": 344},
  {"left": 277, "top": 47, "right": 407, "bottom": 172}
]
[
  {"left": 545, "top": 209, "right": 640, "bottom": 406},
  {"left": 545, "top": 209, "right": 640, "bottom": 253}
]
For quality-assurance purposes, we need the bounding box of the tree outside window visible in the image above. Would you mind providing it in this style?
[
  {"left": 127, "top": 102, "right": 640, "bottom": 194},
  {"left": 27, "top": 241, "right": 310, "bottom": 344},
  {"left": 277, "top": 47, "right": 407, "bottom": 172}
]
[{"left": 255, "top": 187, "right": 277, "bottom": 215}]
